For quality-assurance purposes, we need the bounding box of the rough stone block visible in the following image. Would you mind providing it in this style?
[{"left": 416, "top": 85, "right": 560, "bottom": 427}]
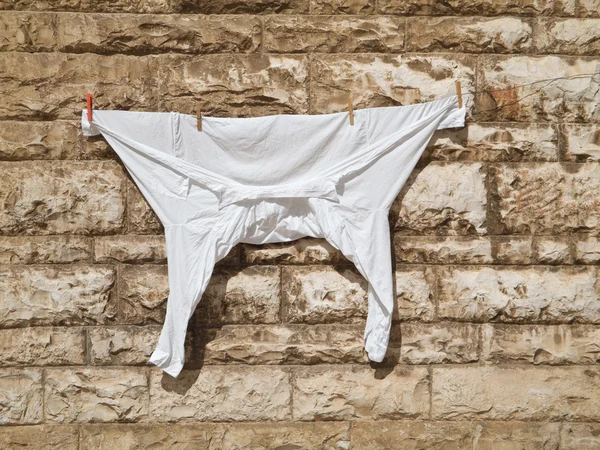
[
  {"left": 0, "top": 327, "right": 85, "bottom": 366},
  {"left": 282, "top": 266, "right": 367, "bottom": 324},
  {"left": 126, "top": 179, "right": 164, "bottom": 234},
  {"left": 432, "top": 366, "right": 600, "bottom": 420},
  {"left": 350, "top": 420, "right": 473, "bottom": 450},
  {"left": 0, "top": 121, "right": 78, "bottom": 160},
  {"left": 395, "top": 266, "right": 436, "bottom": 322},
  {"left": 0, "top": 53, "right": 160, "bottom": 120},
  {"left": 293, "top": 366, "right": 429, "bottom": 420},
  {"left": 0, "top": 12, "right": 57, "bottom": 52},
  {"left": 310, "top": 0, "right": 373, "bottom": 14},
  {"left": 492, "top": 164, "right": 600, "bottom": 235},
  {"left": 0, "top": 265, "right": 116, "bottom": 327},
  {"left": 241, "top": 238, "right": 347, "bottom": 265},
  {"left": 0, "top": 368, "right": 43, "bottom": 425},
  {"left": 438, "top": 266, "right": 600, "bottom": 323},
  {"left": 203, "top": 324, "right": 366, "bottom": 364},
  {"left": 407, "top": 17, "right": 532, "bottom": 53},
  {"left": 0, "top": 236, "right": 91, "bottom": 264},
  {"left": 561, "top": 423, "right": 600, "bottom": 449},
  {"left": 0, "top": 161, "right": 125, "bottom": 235},
  {"left": 563, "top": 124, "right": 600, "bottom": 161},
  {"left": 535, "top": 18, "right": 600, "bottom": 55},
  {"left": 158, "top": 54, "right": 309, "bottom": 117},
  {"left": 94, "top": 235, "right": 166, "bottom": 264},
  {"left": 482, "top": 324, "right": 600, "bottom": 364},
  {"left": 45, "top": 368, "right": 149, "bottom": 423},
  {"left": 171, "top": 0, "right": 308, "bottom": 13},
  {"left": 264, "top": 16, "right": 403, "bottom": 53},
  {"left": 393, "top": 162, "right": 487, "bottom": 235},
  {"left": 533, "top": 236, "right": 573, "bottom": 264},
  {"left": 476, "top": 55, "right": 600, "bottom": 122},
  {"left": 575, "top": 237, "right": 600, "bottom": 263},
  {"left": 56, "top": 13, "right": 261, "bottom": 54},
  {"left": 473, "top": 421, "right": 561, "bottom": 449},
  {"left": 0, "top": 424, "right": 79, "bottom": 450},
  {"left": 492, "top": 236, "right": 534, "bottom": 264},
  {"left": 401, "top": 322, "right": 479, "bottom": 364},
  {"left": 377, "top": 0, "right": 575, "bottom": 15},
  {"left": 149, "top": 366, "right": 291, "bottom": 421},
  {"left": 311, "top": 54, "right": 475, "bottom": 114},
  {"left": 395, "top": 236, "right": 492, "bottom": 264},
  {"left": 79, "top": 422, "right": 349, "bottom": 450}
]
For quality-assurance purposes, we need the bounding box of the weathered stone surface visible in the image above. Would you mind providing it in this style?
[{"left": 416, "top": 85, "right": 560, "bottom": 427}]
[
  {"left": 311, "top": 54, "right": 475, "bottom": 114},
  {"left": 0, "top": 368, "right": 43, "bottom": 425},
  {"left": 119, "top": 265, "right": 169, "bottom": 324},
  {"left": 439, "top": 266, "right": 600, "bottom": 323},
  {"left": 427, "top": 122, "right": 558, "bottom": 162},
  {"left": 432, "top": 366, "right": 600, "bottom": 420},
  {"left": 578, "top": 0, "right": 600, "bottom": 17},
  {"left": 0, "top": 121, "right": 78, "bottom": 160},
  {"left": 150, "top": 366, "right": 291, "bottom": 421},
  {"left": 354, "top": 421, "right": 559, "bottom": 449},
  {"left": 0, "top": 327, "right": 85, "bottom": 366},
  {"left": 0, "top": 53, "right": 160, "bottom": 120},
  {"left": 89, "top": 326, "right": 160, "bottom": 365},
  {"left": 311, "top": 0, "right": 373, "bottom": 14},
  {"left": 492, "top": 164, "right": 600, "bottom": 235},
  {"left": 576, "top": 237, "right": 600, "bottom": 263},
  {"left": 0, "top": 12, "right": 56, "bottom": 52},
  {"left": 401, "top": 323, "right": 479, "bottom": 364},
  {"left": 241, "top": 237, "right": 347, "bottom": 265},
  {"left": 482, "top": 324, "right": 600, "bottom": 364},
  {"left": 45, "top": 368, "right": 148, "bottom": 423},
  {"left": 0, "top": 236, "right": 91, "bottom": 264},
  {"left": 393, "top": 162, "right": 487, "bottom": 235},
  {"left": 0, "top": 424, "right": 79, "bottom": 450},
  {"left": 264, "top": 16, "right": 403, "bottom": 53},
  {"left": 159, "top": 54, "right": 308, "bottom": 117},
  {"left": 378, "top": 0, "right": 575, "bottom": 15},
  {"left": 394, "top": 266, "right": 436, "bottom": 322},
  {"left": 476, "top": 55, "right": 600, "bottom": 122},
  {"left": 395, "top": 236, "right": 492, "bottom": 264},
  {"left": 293, "top": 366, "right": 429, "bottom": 420},
  {"left": 535, "top": 18, "right": 600, "bottom": 55},
  {"left": 172, "top": 0, "right": 308, "bottom": 13},
  {"left": 56, "top": 13, "right": 261, "bottom": 54},
  {"left": 282, "top": 266, "right": 367, "bottom": 323},
  {"left": 561, "top": 423, "right": 600, "bottom": 449},
  {"left": 203, "top": 324, "right": 366, "bottom": 364},
  {"left": 127, "top": 179, "right": 164, "bottom": 234},
  {"left": 492, "top": 236, "right": 534, "bottom": 264},
  {"left": 0, "top": 161, "right": 125, "bottom": 235},
  {"left": 474, "top": 421, "right": 561, "bottom": 449},
  {"left": 407, "top": 17, "right": 532, "bottom": 53},
  {"left": 533, "top": 236, "right": 573, "bottom": 264},
  {"left": 80, "top": 422, "right": 350, "bottom": 450},
  {"left": 0, "top": 266, "right": 116, "bottom": 327},
  {"left": 120, "top": 265, "right": 281, "bottom": 325},
  {"left": 0, "top": 0, "right": 170, "bottom": 12},
  {"left": 198, "top": 266, "right": 281, "bottom": 325},
  {"left": 563, "top": 124, "right": 600, "bottom": 161},
  {"left": 94, "top": 235, "right": 166, "bottom": 264}
]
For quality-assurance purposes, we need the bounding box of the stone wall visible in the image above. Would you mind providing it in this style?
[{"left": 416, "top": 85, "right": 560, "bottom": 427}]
[{"left": 1, "top": 1, "right": 600, "bottom": 448}]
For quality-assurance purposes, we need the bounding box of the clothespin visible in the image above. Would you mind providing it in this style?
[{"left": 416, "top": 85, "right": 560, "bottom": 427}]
[
  {"left": 196, "top": 104, "right": 202, "bottom": 132},
  {"left": 86, "top": 93, "right": 93, "bottom": 121},
  {"left": 348, "top": 93, "right": 354, "bottom": 126},
  {"left": 455, "top": 81, "right": 463, "bottom": 108}
]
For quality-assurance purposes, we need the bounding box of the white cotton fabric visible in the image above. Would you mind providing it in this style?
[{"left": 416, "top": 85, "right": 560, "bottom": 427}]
[{"left": 82, "top": 94, "right": 466, "bottom": 378}]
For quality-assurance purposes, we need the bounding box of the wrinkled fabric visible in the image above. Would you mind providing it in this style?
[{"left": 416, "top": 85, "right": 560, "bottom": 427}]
[{"left": 82, "top": 94, "right": 466, "bottom": 377}]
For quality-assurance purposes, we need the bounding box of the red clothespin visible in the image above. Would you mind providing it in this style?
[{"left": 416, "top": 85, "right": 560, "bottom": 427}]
[
  {"left": 86, "top": 93, "right": 93, "bottom": 121},
  {"left": 348, "top": 93, "right": 354, "bottom": 126},
  {"left": 455, "top": 81, "right": 463, "bottom": 108}
]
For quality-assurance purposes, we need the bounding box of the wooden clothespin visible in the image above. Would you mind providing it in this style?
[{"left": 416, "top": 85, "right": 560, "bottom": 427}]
[
  {"left": 348, "top": 93, "right": 354, "bottom": 126},
  {"left": 196, "top": 104, "right": 202, "bottom": 132},
  {"left": 455, "top": 81, "right": 463, "bottom": 108},
  {"left": 86, "top": 93, "right": 93, "bottom": 121}
]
